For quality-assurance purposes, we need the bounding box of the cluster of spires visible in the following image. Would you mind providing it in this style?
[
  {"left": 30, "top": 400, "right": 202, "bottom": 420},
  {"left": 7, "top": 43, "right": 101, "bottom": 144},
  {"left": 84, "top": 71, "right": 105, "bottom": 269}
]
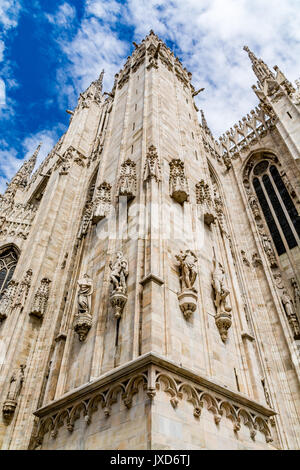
[{"left": 3, "top": 41, "right": 295, "bottom": 193}]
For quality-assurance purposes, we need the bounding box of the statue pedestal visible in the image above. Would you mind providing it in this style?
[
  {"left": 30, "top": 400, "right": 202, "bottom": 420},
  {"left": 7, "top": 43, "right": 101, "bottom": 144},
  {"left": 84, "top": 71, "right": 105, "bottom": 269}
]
[
  {"left": 171, "top": 187, "right": 188, "bottom": 204},
  {"left": 110, "top": 291, "right": 128, "bottom": 319},
  {"left": 215, "top": 311, "right": 232, "bottom": 343},
  {"left": 74, "top": 312, "right": 93, "bottom": 341},
  {"left": 177, "top": 289, "right": 197, "bottom": 320}
]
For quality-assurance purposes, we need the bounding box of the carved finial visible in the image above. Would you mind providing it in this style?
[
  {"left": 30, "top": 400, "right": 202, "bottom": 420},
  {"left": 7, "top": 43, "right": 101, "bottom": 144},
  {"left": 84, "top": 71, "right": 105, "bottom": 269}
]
[
  {"left": 243, "top": 45, "right": 273, "bottom": 85},
  {"left": 200, "top": 109, "right": 212, "bottom": 136},
  {"left": 96, "top": 69, "right": 104, "bottom": 91}
]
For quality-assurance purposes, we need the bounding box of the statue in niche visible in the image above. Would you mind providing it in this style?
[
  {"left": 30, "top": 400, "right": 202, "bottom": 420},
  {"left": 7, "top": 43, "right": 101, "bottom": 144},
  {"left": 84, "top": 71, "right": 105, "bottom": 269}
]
[
  {"left": 176, "top": 250, "right": 198, "bottom": 320},
  {"left": 109, "top": 252, "right": 129, "bottom": 319},
  {"left": 212, "top": 258, "right": 232, "bottom": 343},
  {"left": 110, "top": 252, "right": 129, "bottom": 294},
  {"left": 3, "top": 364, "right": 26, "bottom": 419},
  {"left": 212, "top": 258, "right": 232, "bottom": 314},
  {"left": 261, "top": 234, "right": 277, "bottom": 268},
  {"left": 281, "top": 290, "right": 300, "bottom": 339},
  {"left": 176, "top": 250, "right": 198, "bottom": 291},
  {"left": 77, "top": 274, "right": 93, "bottom": 314},
  {"left": 74, "top": 274, "right": 93, "bottom": 341}
]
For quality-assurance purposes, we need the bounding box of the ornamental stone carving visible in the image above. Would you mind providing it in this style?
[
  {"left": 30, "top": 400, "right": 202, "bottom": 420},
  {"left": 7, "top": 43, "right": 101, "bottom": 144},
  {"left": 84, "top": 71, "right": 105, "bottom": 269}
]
[
  {"left": 3, "top": 364, "right": 26, "bottom": 420},
  {"left": 169, "top": 159, "right": 189, "bottom": 204},
  {"left": 56, "top": 146, "right": 87, "bottom": 174},
  {"left": 261, "top": 234, "right": 278, "bottom": 268},
  {"left": 92, "top": 182, "right": 112, "bottom": 224},
  {"left": 78, "top": 201, "right": 94, "bottom": 239},
  {"left": 29, "top": 278, "right": 51, "bottom": 319},
  {"left": 196, "top": 180, "right": 215, "bottom": 226},
  {"left": 212, "top": 258, "right": 232, "bottom": 342},
  {"left": 119, "top": 159, "right": 137, "bottom": 200},
  {"left": 109, "top": 252, "right": 129, "bottom": 319},
  {"left": 291, "top": 277, "right": 300, "bottom": 314},
  {"left": 143, "top": 145, "right": 161, "bottom": 182},
  {"left": 248, "top": 194, "right": 261, "bottom": 219},
  {"left": 14, "top": 269, "right": 32, "bottom": 308},
  {"left": 281, "top": 290, "right": 300, "bottom": 340},
  {"left": 74, "top": 274, "right": 93, "bottom": 341},
  {"left": 0, "top": 280, "right": 18, "bottom": 321},
  {"left": 176, "top": 250, "right": 198, "bottom": 320}
]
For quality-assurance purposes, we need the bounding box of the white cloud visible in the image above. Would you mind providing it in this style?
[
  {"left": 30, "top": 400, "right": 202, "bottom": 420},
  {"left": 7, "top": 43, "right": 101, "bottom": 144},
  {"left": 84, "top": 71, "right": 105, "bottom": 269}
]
[
  {"left": 0, "top": 0, "right": 21, "bottom": 31},
  {"left": 0, "top": 79, "right": 5, "bottom": 105},
  {"left": 44, "top": 0, "right": 300, "bottom": 135},
  {"left": 0, "top": 128, "right": 59, "bottom": 193},
  {"left": 46, "top": 2, "right": 76, "bottom": 27}
]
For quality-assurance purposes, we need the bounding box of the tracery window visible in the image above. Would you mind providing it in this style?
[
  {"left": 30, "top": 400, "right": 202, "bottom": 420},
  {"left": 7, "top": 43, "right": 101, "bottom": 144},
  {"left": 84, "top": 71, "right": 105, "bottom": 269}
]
[
  {"left": 0, "top": 247, "right": 18, "bottom": 297},
  {"left": 252, "top": 160, "right": 300, "bottom": 255}
]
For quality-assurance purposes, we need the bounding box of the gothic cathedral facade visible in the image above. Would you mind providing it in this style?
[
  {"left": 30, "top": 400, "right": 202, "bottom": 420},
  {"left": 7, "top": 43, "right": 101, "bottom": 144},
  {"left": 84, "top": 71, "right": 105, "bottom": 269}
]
[{"left": 0, "top": 31, "right": 299, "bottom": 450}]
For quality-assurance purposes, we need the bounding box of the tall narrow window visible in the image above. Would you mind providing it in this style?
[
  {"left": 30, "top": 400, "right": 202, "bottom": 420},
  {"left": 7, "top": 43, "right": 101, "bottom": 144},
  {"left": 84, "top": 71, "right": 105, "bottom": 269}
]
[
  {"left": 0, "top": 247, "right": 18, "bottom": 297},
  {"left": 252, "top": 159, "right": 299, "bottom": 256}
]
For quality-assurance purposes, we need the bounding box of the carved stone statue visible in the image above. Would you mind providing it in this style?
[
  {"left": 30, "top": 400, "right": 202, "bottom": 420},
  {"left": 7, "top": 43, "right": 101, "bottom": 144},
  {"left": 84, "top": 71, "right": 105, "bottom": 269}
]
[
  {"left": 3, "top": 364, "right": 26, "bottom": 419},
  {"left": 176, "top": 250, "right": 197, "bottom": 291},
  {"left": 261, "top": 234, "right": 277, "bottom": 268},
  {"left": 281, "top": 290, "right": 300, "bottom": 340},
  {"left": 212, "top": 258, "right": 232, "bottom": 342},
  {"left": 0, "top": 280, "right": 18, "bottom": 321},
  {"left": 110, "top": 252, "right": 129, "bottom": 294},
  {"left": 74, "top": 274, "right": 93, "bottom": 341},
  {"left": 109, "top": 252, "right": 129, "bottom": 319},
  {"left": 176, "top": 250, "right": 198, "bottom": 320}
]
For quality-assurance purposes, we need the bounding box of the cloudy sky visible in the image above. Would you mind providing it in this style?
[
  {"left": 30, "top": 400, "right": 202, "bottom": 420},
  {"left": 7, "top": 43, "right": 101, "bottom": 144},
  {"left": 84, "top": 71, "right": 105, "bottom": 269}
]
[{"left": 0, "top": 0, "right": 299, "bottom": 192}]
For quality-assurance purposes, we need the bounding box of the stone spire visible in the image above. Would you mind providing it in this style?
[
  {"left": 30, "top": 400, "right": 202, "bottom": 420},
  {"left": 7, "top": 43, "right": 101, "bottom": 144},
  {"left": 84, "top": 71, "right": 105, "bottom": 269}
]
[
  {"left": 5, "top": 142, "right": 41, "bottom": 197},
  {"left": 243, "top": 45, "right": 273, "bottom": 85},
  {"left": 93, "top": 69, "right": 104, "bottom": 92},
  {"left": 200, "top": 109, "right": 212, "bottom": 137}
]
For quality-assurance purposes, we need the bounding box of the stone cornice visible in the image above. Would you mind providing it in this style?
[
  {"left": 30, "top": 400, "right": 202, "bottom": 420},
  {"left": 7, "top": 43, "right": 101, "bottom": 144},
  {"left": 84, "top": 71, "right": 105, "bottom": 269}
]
[{"left": 35, "top": 352, "right": 275, "bottom": 419}]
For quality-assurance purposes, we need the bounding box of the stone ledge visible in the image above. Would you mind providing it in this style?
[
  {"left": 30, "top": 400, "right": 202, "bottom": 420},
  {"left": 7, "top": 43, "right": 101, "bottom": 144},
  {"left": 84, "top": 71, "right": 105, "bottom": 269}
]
[{"left": 35, "top": 352, "right": 275, "bottom": 419}]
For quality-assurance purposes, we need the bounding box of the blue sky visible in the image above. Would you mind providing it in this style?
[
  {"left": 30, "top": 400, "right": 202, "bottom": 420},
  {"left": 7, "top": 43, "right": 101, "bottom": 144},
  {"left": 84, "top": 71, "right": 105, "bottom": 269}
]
[{"left": 0, "top": 0, "right": 299, "bottom": 192}]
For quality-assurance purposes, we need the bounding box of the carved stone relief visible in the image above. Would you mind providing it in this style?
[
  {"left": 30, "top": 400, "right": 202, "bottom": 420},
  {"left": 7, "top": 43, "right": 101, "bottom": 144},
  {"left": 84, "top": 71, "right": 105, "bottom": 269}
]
[
  {"left": 143, "top": 145, "right": 161, "bottom": 182},
  {"left": 196, "top": 180, "right": 215, "bottom": 226},
  {"left": 169, "top": 159, "right": 189, "bottom": 204},
  {"left": 29, "top": 278, "right": 51, "bottom": 319},
  {"left": 119, "top": 159, "right": 137, "bottom": 200},
  {"left": 92, "top": 182, "right": 112, "bottom": 224},
  {"left": 0, "top": 280, "right": 18, "bottom": 321}
]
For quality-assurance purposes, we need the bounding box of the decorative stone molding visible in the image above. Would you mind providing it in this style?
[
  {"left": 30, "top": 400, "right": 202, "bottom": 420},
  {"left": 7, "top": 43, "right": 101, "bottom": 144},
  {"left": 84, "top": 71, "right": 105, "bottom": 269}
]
[
  {"left": 196, "top": 180, "right": 215, "bottom": 226},
  {"left": 32, "top": 354, "right": 275, "bottom": 448},
  {"left": 176, "top": 250, "right": 198, "bottom": 320},
  {"left": 143, "top": 145, "right": 161, "bottom": 182},
  {"left": 109, "top": 252, "right": 129, "bottom": 319},
  {"left": 169, "top": 159, "right": 189, "bottom": 204},
  {"left": 3, "top": 364, "right": 26, "bottom": 420},
  {"left": 118, "top": 159, "right": 137, "bottom": 200},
  {"left": 291, "top": 277, "right": 300, "bottom": 315},
  {"left": 92, "top": 182, "right": 112, "bottom": 224},
  {"left": 56, "top": 146, "right": 87, "bottom": 174},
  {"left": 0, "top": 280, "right": 18, "bottom": 321},
  {"left": 74, "top": 274, "right": 93, "bottom": 341},
  {"left": 0, "top": 202, "right": 37, "bottom": 240},
  {"left": 29, "top": 278, "right": 51, "bottom": 319},
  {"left": 280, "top": 171, "right": 297, "bottom": 199},
  {"left": 212, "top": 258, "right": 232, "bottom": 342}
]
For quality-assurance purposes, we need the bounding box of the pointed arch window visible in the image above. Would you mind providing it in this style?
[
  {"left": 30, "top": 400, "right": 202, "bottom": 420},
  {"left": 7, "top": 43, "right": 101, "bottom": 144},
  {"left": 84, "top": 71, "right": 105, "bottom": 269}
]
[
  {"left": 252, "top": 160, "right": 299, "bottom": 255},
  {"left": 0, "top": 247, "right": 18, "bottom": 297}
]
